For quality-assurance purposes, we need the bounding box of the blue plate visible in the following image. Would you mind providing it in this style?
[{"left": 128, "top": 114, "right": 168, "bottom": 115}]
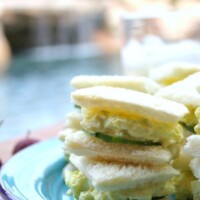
[
  {"left": 0, "top": 139, "right": 176, "bottom": 200},
  {"left": 0, "top": 138, "right": 72, "bottom": 200}
]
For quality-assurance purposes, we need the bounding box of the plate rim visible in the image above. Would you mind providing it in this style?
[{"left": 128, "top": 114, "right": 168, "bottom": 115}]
[{"left": 0, "top": 138, "right": 66, "bottom": 200}]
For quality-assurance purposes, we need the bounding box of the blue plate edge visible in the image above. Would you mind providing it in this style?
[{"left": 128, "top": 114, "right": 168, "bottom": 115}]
[
  {"left": 0, "top": 137, "right": 63, "bottom": 200},
  {"left": 0, "top": 182, "right": 14, "bottom": 200}
]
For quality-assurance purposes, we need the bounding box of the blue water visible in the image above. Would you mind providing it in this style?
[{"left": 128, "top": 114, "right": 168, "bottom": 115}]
[{"left": 0, "top": 54, "right": 122, "bottom": 140}]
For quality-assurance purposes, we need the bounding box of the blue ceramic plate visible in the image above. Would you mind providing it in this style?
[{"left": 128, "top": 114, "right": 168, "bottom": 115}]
[
  {"left": 0, "top": 138, "right": 72, "bottom": 200},
  {"left": 0, "top": 139, "right": 175, "bottom": 200}
]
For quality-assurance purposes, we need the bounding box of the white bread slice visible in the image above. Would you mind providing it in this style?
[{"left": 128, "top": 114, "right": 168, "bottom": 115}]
[
  {"left": 64, "top": 130, "right": 171, "bottom": 165},
  {"left": 184, "top": 135, "right": 200, "bottom": 157},
  {"left": 72, "top": 86, "right": 189, "bottom": 123},
  {"left": 59, "top": 112, "right": 82, "bottom": 141},
  {"left": 69, "top": 154, "right": 179, "bottom": 192},
  {"left": 64, "top": 165, "right": 174, "bottom": 200},
  {"left": 189, "top": 158, "right": 200, "bottom": 179},
  {"left": 156, "top": 72, "right": 200, "bottom": 107},
  {"left": 71, "top": 75, "right": 161, "bottom": 94},
  {"left": 59, "top": 128, "right": 76, "bottom": 141},
  {"left": 149, "top": 62, "right": 200, "bottom": 85},
  {"left": 64, "top": 112, "right": 82, "bottom": 130}
]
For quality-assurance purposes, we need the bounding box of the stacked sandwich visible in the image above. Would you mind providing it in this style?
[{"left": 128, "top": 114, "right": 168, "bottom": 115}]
[
  {"left": 183, "top": 134, "right": 200, "bottom": 200},
  {"left": 156, "top": 72, "right": 200, "bottom": 130},
  {"left": 149, "top": 62, "right": 200, "bottom": 86},
  {"left": 149, "top": 63, "right": 200, "bottom": 200},
  {"left": 60, "top": 76, "right": 189, "bottom": 200}
]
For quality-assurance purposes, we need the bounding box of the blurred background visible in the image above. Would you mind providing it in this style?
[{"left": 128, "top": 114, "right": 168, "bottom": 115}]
[{"left": 0, "top": 0, "right": 200, "bottom": 141}]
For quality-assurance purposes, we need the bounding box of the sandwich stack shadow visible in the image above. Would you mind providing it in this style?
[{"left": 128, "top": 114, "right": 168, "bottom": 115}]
[{"left": 60, "top": 84, "right": 190, "bottom": 200}]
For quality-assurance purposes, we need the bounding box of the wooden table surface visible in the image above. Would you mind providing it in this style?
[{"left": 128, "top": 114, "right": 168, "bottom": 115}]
[{"left": 0, "top": 121, "right": 64, "bottom": 164}]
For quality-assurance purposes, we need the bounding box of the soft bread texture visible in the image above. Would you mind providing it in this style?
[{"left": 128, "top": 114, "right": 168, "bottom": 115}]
[
  {"left": 71, "top": 75, "right": 161, "bottom": 94},
  {"left": 65, "top": 112, "right": 82, "bottom": 130},
  {"left": 59, "top": 128, "right": 76, "bottom": 141},
  {"left": 64, "top": 130, "right": 171, "bottom": 165},
  {"left": 59, "top": 112, "right": 82, "bottom": 141},
  {"left": 156, "top": 72, "right": 200, "bottom": 107},
  {"left": 69, "top": 154, "right": 179, "bottom": 192},
  {"left": 72, "top": 86, "right": 189, "bottom": 123},
  {"left": 184, "top": 135, "right": 200, "bottom": 157},
  {"left": 149, "top": 62, "right": 200, "bottom": 85},
  {"left": 64, "top": 166, "right": 175, "bottom": 200},
  {"left": 190, "top": 158, "right": 200, "bottom": 179},
  {"left": 195, "top": 107, "right": 200, "bottom": 134}
]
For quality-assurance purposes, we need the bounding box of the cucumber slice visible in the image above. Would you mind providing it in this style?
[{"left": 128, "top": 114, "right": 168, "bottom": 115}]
[
  {"left": 180, "top": 123, "right": 195, "bottom": 134},
  {"left": 85, "top": 131, "right": 161, "bottom": 146}
]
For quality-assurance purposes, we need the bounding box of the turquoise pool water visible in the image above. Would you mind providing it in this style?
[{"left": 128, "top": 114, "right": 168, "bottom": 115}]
[{"left": 0, "top": 54, "right": 121, "bottom": 140}]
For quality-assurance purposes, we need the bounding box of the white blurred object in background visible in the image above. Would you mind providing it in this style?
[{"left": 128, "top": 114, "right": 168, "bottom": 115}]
[{"left": 121, "top": 9, "right": 200, "bottom": 75}]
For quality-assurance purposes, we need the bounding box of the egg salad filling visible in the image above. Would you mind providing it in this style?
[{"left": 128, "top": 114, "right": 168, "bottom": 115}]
[
  {"left": 80, "top": 108, "right": 184, "bottom": 148},
  {"left": 194, "top": 107, "right": 200, "bottom": 134},
  {"left": 172, "top": 171, "right": 196, "bottom": 200},
  {"left": 191, "top": 180, "right": 200, "bottom": 199},
  {"left": 64, "top": 167, "right": 175, "bottom": 200},
  {"left": 171, "top": 151, "right": 195, "bottom": 200},
  {"left": 181, "top": 106, "right": 198, "bottom": 128}
]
